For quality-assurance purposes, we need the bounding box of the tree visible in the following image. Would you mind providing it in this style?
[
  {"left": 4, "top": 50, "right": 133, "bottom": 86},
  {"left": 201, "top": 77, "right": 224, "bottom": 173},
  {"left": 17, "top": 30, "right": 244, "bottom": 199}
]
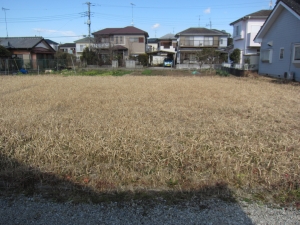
[
  {"left": 81, "top": 47, "right": 97, "bottom": 65},
  {"left": 0, "top": 45, "right": 11, "bottom": 58},
  {"left": 194, "top": 48, "right": 220, "bottom": 72},
  {"left": 230, "top": 48, "right": 241, "bottom": 64}
]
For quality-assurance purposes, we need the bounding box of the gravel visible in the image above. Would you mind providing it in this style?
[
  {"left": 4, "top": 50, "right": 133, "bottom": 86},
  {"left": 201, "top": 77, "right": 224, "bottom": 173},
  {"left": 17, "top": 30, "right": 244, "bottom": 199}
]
[{"left": 0, "top": 195, "right": 299, "bottom": 225}]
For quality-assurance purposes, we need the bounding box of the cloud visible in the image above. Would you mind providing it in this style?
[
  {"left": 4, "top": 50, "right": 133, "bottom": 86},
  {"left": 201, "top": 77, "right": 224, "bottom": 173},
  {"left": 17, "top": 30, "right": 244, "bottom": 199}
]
[
  {"left": 32, "top": 28, "right": 76, "bottom": 36},
  {"left": 152, "top": 23, "right": 160, "bottom": 29},
  {"left": 204, "top": 7, "right": 211, "bottom": 14}
]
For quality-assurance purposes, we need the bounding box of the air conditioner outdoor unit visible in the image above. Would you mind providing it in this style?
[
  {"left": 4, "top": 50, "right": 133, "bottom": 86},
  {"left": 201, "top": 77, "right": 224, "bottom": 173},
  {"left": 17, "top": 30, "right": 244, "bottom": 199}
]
[{"left": 284, "top": 72, "right": 295, "bottom": 80}]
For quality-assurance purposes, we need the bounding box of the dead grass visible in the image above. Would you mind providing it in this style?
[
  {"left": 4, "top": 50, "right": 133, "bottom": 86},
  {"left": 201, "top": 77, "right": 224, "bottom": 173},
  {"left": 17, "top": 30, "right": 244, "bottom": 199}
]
[{"left": 0, "top": 74, "right": 299, "bottom": 205}]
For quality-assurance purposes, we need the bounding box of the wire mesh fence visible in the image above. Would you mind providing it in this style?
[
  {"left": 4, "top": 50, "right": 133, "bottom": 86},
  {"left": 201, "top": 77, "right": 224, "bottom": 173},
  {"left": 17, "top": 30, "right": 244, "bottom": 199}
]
[{"left": 0, "top": 58, "right": 84, "bottom": 75}]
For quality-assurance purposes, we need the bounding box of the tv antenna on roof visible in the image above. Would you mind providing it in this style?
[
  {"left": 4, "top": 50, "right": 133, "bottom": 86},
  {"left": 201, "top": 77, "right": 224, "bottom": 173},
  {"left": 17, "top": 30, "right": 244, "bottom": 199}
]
[
  {"left": 2, "top": 7, "right": 9, "bottom": 37},
  {"left": 131, "top": 3, "right": 135, "bottom": 26},
  {"left": 269, "top": 0, "right": 273, "bottom": 9},
  {"left": 206, "top": 18, "right": 212, "bottom": 29}
]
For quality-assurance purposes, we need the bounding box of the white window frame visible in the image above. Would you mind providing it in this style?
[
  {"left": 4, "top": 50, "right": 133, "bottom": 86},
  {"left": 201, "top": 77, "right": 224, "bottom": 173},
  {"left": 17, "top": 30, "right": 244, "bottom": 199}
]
[
  {"left": 292, "top": 43, "right": 300, "bottom": 63},
  {"left": 261, "top": 49, "right": 273, "bottom": 63},
  {"left": 279, "top": 48, "right": 284, "bottom": 60}
]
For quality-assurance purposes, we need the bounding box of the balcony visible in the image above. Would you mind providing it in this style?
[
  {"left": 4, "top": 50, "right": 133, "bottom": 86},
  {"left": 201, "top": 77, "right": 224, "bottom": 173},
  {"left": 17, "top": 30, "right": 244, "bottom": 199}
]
[{"left": 179, "top": 40, "right": 219, "bottom": 48}]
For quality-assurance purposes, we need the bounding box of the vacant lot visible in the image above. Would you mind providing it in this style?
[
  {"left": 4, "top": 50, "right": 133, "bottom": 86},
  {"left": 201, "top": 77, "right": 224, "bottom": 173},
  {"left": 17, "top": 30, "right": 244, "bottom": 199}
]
[{"left": 0, "top": 74, "right": 299, "bottom": 204}]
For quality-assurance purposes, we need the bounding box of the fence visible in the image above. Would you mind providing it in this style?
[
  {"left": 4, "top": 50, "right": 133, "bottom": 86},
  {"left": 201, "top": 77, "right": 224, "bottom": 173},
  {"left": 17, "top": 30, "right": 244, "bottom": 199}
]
[{"left": 0, "top": 58, "right": 80, "bottom": 75}]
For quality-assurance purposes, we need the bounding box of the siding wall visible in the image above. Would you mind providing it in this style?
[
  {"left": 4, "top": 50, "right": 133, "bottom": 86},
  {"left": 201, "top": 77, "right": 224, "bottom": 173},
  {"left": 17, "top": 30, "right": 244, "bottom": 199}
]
[{"left": 259, "top": 8, "right": 300, "bottom": 81}]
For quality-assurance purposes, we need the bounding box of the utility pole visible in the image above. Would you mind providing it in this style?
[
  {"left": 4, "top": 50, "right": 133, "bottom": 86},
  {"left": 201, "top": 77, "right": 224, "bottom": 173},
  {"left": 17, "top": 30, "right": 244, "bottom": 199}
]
[
  {"left": 84, "top": 2, "right": 93, "bottom": 50},
  {"left": 2, "top": 7, "right": 9, "bottom": 37}
]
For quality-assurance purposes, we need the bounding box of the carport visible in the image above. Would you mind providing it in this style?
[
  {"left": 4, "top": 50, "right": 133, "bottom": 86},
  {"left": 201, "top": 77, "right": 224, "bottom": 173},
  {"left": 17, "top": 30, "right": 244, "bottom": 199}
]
[{"left": 147, "top": 50, "right": 176, "bottom": 67}]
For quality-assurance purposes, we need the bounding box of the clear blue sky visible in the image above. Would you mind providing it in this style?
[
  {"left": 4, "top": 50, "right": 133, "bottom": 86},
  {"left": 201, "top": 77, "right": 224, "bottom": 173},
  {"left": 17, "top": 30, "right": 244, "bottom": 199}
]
[{"left": 0, "top": 0, "right": 273, "bottom": 44}]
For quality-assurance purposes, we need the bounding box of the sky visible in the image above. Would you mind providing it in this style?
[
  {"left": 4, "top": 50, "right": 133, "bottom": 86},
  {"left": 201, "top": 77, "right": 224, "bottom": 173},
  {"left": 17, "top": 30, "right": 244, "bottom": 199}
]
[{"left": 0, "top": 0, "right": 273, "bottom": 44}]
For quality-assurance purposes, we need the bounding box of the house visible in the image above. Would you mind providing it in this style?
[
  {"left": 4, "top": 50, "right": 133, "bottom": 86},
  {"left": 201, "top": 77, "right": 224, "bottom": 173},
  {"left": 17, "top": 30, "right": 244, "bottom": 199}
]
[
  {"left": 74, "top": 37, "right": 94, "bottom": 60},
  {"left": 230, "top": 10, "right": 272, "bottom": 65},
  {"left": 91, "top": 26, "right": 149, "bottom": 62},
  {"left": 146, "top": 38, "right": 159, "bottom": 52},
  {"left": 254, "top": 0, "right": 300, "bottom": 81},
  {"left": 147, "top": 34, "right": 177, "bottom": 66},
  {"left": 45, "top": 39, "right": 59, "bottom": 51},
  {"left": 59, "top": 43, "right": 76, "bottom": 55},
  {"left": 158, "top": 33, "right": 177, "bottom": 53},
  {"left": 175, "top": 28, "right": 228, "bottom": 64},
  {"left": 0, "top": 36, "right": 56, "bottom": 70}
]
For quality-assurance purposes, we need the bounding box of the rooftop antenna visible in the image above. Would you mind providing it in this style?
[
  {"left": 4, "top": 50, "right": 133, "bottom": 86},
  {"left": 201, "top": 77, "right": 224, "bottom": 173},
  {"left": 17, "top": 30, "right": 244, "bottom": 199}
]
[
  {"left": 131, "top": 3, "right": 135, "bottom": 26},
  {"left": 198, "top": 15, "right": 200, "bottom": 27},
  {"left": 269, "top": 0, "right": 273, "bottom": 9},
  {"left": 206, "top": 18, "right": 212, "bottom": 29},
  {"left": 2, "top": 7, "right": 9, "bottom": 37}
]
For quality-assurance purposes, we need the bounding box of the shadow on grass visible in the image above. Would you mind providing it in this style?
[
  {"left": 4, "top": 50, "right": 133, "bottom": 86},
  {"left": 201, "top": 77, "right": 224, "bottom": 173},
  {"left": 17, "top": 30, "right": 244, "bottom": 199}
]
[{"left": 0, "top": 153, "right": 254, "bottom": 223}]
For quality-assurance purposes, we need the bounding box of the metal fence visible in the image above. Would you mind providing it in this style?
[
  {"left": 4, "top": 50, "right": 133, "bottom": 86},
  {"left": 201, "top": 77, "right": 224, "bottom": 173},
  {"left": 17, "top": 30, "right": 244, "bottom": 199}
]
[{"left": 0, "top": 58, "right": 81, "bottom": 74}]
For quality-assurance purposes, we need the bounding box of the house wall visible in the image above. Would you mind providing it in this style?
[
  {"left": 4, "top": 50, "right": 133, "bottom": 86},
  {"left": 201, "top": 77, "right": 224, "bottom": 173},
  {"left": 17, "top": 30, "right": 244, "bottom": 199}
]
[
  {"left": 232, "top": 19, "right": 266, "bottom": 64},
  {"left": 258, "top": 8, "right": 300, "bottom": 81}
]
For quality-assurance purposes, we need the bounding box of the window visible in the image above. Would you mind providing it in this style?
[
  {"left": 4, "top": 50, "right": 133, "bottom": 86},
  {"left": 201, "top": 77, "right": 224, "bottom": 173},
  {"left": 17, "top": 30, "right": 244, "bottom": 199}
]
[
  {"left": 261, "top": 49, "right": 273, "bottom": 63},
  {"left": 110, "top": 36, "right": 114, "bottom": 42},
  {"left": 235, "top": 25, "right": 240, "bottom": 37},
  {"left": 120, "top": 36, "right": 123, "bottom": 43},
  {"left": 130, "top": 37, "right": 139, "bottom": 42},
  {"left": 80, "top": 45, "right": 84, "bottom": 51},
  {"left": 129, "top": 37, "right": 144, "bottom": 43},
  {"left": 279, "top": 48, "right": 284, "bottom": 60},
  {"left": 115, "top": 36, "right": 118, "bottom": 44},
  {"left": 292, "top": 44, "right": 300, "bottom": 63}
]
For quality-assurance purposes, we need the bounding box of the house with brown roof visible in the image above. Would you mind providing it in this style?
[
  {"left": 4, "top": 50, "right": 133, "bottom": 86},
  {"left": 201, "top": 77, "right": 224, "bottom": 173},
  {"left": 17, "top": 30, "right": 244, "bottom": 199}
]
[
  {"left": 230, "top": 10, "right": 272, "bottom": 65},
  {"left": 175, "top": 28, "right": 228, "bottom": 64},
  {"left": 254, "top": 0, "right": 300, "bottom": 81},
  {"left": 92, "top": 26, "right": 149, "bottom": 62}
]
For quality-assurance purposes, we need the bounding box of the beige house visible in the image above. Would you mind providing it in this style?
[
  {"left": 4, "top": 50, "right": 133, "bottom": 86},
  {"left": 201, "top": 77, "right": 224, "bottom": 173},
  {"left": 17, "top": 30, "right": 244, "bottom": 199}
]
[{"left": 92, "top": 26, "right": 149, "bottom": 62}]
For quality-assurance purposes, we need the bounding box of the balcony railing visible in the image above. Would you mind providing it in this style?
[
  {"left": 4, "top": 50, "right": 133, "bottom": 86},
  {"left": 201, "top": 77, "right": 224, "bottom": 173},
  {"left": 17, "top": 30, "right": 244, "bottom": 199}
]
[{"left": 179, "top": 40, "right": 219, "bottom": 47}]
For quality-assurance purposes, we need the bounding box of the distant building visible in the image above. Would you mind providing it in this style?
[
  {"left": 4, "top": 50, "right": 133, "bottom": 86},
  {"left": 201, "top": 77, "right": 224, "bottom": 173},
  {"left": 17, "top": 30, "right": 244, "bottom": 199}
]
[
  {"left": 59, "top": 43, "right": 76, "bottom": 55},
  {"left": 45, "top": 39, "right": 59, "bottom": 51}
]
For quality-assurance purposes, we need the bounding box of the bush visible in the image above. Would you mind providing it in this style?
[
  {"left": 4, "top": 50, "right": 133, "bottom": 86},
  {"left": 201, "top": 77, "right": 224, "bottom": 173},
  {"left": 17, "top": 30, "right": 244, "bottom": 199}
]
[
  {"left": 138, "top": 54, "right": 149, "bottom": 67},
  {"left": 216, "top": 69, "right": 230, "bottom": 77},
  {"left": 230, "top": 49, "right": 241, "bottom": 64}
]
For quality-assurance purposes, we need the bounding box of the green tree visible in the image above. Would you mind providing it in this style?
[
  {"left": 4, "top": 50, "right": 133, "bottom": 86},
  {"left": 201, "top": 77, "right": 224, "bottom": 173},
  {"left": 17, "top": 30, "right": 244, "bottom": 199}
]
[
  {"left": 0, "top": 45, "right": 11, "bottom": 57},
  {"left": 230, "top": 48, "right": 241, "bottom": 64},
  {"left": 138, "top": 54, "right": 148, "bottom": 66},
  {"left": 194, "top": 48, "right": 220, "bottom": 71},
  {"left": 81, "top": 47, "right": 97, "bottom": 65}
]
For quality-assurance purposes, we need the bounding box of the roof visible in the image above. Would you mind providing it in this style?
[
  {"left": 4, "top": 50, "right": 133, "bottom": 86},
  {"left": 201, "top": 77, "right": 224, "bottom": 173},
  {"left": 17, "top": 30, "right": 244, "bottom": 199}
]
[
  {"left": 175, "top": 28, "right": 227, "bottom": 37},
  {"left": 254, "top": 0, "right": 300, "bottom": 42},
  {"left": 45, "top": 39, "right": 59, "bottom": 45},
  {"left": 59, "top": 43, "right": 76, "bottom": 48},
  {"left": 147, "top": 38, "right": 159, "bottom": 43},
  {"left": 279, "top": 0, "right": 300, "bottom": 16},
  {"left": 92, "top": 26, "right": 149, "bottom": 37},
  {"left": 0, "top": 37, "right": 44, "bottom": 48},
  {"left": 159, "top": 33, "right": 176, "bottom": 40},
  {"left": 230, "top": 10, "right": 272, "bottom": 25},
  {"left": 112, "top": 45, "right": 128, "bottom": 50},
  {"left": 74, "top": 37, "right": 94, "bottom": 43}
]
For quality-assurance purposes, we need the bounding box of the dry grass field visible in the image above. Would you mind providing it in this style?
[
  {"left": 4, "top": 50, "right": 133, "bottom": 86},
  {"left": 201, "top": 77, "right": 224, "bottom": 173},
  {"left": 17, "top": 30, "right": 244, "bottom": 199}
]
[{"left": 0, "top": 74, "right": 299, "bottom": 205}]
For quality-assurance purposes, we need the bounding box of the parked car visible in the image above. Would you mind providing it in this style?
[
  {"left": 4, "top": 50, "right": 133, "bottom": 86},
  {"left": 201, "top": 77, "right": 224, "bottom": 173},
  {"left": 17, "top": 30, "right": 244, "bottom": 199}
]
[{"left": 163, "top": 58, "right": 173, "bottom": 67}]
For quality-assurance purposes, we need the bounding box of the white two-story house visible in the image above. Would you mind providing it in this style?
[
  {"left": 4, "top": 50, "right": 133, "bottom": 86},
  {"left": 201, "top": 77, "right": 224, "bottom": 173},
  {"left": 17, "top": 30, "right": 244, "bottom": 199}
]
[
  {"left": 74, "top": 37, "right": 94, "bottom": 60},
  {"left": 230, "top": 10, "right": 272, "bottom": 65}
]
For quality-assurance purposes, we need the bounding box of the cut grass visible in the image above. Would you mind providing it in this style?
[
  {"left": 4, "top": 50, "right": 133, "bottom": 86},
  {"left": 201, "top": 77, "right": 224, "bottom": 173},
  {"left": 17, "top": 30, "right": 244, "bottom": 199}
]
[{"left": 0, "top": 74, "right": 299, "bottom": 206}]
